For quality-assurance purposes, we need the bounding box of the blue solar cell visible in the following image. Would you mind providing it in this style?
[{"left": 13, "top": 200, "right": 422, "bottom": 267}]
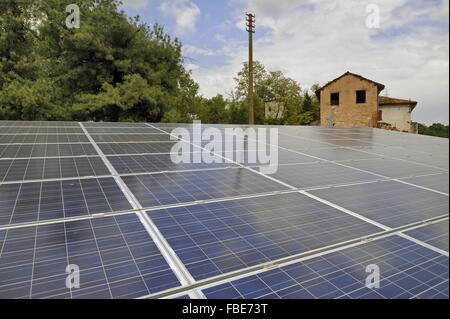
[
  {"left": 399, "top": 173, "right": 449, "bottom": 194},
  {"left": 310, "top": 180, "right": 449, "bottom": 228},
  {"left": 0, "top": 214, "right": 181, "bottom": 299},
  {"left": 98, "top": 142, "right": 179, "bottom": 155},
  {"left": 0, "top": 178, "right": 132, "bottom": 226},
  {"left": 343, "top": 158, "right": 442, "bottom": 179},
  {"left": 108, "top": 154, "right": 233, "bottom": 174},
  {"left": 203, "top": 235, "right": 449, "bottom": 299},
  {"left": 1, "top": 121, "right": 449, "bottom": 299},
  {"left": 149, "top": 192, "right": 380, "bottom": 280},
  {"left": 404, "top": 220, "right": 449, "bottom": 252},
  {"left": 271, "top": 162, "right": 379, "bottom": 189},
  {"left": 0, "top": 157, "right": 110, "bottom": 182},
  {"left": 124, "top": 168, "right": 287, "bottom": 207}
]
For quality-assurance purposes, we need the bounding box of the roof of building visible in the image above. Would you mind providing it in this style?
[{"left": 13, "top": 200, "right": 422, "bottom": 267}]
[
  {"left": 378, "top": 96, "right": 418, "bottom": 110},
  {"left": 315, "top": 71, "right": 385, "bottom": 99}
]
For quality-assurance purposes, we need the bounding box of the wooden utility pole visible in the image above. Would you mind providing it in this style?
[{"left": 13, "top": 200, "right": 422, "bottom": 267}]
[{"left": 246, "top": 13, "right": 255, "bottom": 125}]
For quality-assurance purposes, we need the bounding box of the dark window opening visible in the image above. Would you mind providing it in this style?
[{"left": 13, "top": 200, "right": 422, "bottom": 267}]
[
  {"left": 330, "top": 92, "right": 340, "bottom": 106},
  {"left": 356, "top": 90, "right": 366, "bottom": 104}
]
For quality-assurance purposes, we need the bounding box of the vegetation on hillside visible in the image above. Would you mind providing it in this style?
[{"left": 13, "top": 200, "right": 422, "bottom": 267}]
[{"left": 418, "top": 123, "right": 449, "bottom": 138}]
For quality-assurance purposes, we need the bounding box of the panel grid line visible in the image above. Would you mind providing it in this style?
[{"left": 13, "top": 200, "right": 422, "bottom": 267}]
[
  {"left": 77, "top": 122, "right": 204, "bottom": 299},
  {"left": 145, "top": 123, "right": 448, "bottom": 256}
]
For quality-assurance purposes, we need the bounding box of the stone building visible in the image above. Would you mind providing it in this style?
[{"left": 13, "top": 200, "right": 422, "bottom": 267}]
[
  {"left": 378, "top": 96, "right": 418, "bottom": 133},
  {"left": 316, "top": 72, "right": 418, "bottom": 133}
]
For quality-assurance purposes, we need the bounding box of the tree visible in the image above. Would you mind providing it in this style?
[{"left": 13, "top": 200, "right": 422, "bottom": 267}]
[
  {"left": 198, "top": 94, "right": 229, "bottom": 124},
  {"left": 0, "top": 0, "right": 201, "bottom": 121},
  {"left": 418, "top": 123, "right": 449, "bottom": 138},
  {"left": 233, "top": 61, "right": 268, "bottom": 102},
  {"left": 299, "top": 91, "right": 320, "bottom": 124},
  {"left": 0, "top": 0, "right": 41, "bottom": 87},
  {"left": 231, "top": 62, "right": 307, "bottom": 125}
]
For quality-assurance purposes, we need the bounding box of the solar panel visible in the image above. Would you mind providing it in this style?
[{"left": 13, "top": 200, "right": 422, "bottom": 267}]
[
  {"left": 0, "top": 127, "right": 84, "bottom": 134},
  {"left": 0, "top": 157, "right": 110, "bottom": 182},
  {"left": 404, "top": 221, "right": 449, "bottom": 252},
  {"left": 203, "top": 235, "right": 448, "bottom": 299},
  {"left": 82, "top": 122, "right": 150, "bottom": 128},
  {"left": 0, "top": 121, "right": 80, "bottom": 127},
  {"left": 340, "top": 157, "right": 443, "bottom": 179},
  {"left": 0, "top": 120, "right": 448, "bottom": 300},
  {"left": 92, "top": 134, "right": 174, "bottom": 143},
  {"left": 271, "top": 162, "right": 380, "bottom": 189},
  {"left": 0, "top": 143, "right": 98, "bottom": 158},
  {"left": 0, "top": 214, "right": 181, "bottom": 298},
  {"left": 399, "top": 173, "right": 449, "bottom": 194},
  {"left": 98, "top": 142, "right": 179, "bottom": 155},
  {"left": 86, "top": 127, "right": 163, "bottom": 134},
  {"left": 0, "top": 134, "right": 89, "bottom": 144},
  {"left": 0, "top": 177, "right": 132, "bottom": 226},
  {"left": 122, "top": 168, "right": 287, "bottom": 207},
  {"left": 149, "top": 192, "right": 381, "bottom": 280},
  {"left": 310, "top": 180, "right": 449, "bottom": 228},
  {"left": 294, "top": 147, "right": 381, "bottom": 161},
  {"left": 230, "top": 149, "right": 318, "bottom": 166},
  {"left": 108, "top": 153, "right": 234, "bottom": 175}
]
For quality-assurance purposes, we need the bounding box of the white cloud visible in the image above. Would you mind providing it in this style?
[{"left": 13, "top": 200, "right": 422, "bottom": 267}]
[
  {"left": 183, "top": 44, "right": 218, "bottom": 57},
  {"left": 121, "top": 0, "right": 151, "bottom": 10},
  {"left": 185, "top": 62, "right": 200, "bottom": 71},
  {"left": 192, "top": 0, "right": 449, "bottom": 124},
  {"left": 160, "top": 0, "right": 201, "bottom": 34}
]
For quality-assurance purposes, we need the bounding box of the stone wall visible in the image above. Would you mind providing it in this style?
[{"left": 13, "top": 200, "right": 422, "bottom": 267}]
[{"left": 320, "top": 74, "right": 379, "bottom": 128}]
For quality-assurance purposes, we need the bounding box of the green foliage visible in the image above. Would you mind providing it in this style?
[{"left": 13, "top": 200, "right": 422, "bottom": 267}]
[
  {"left": 0, "top": 0, "right": 197, "bottom": 121},
  {"left": 198, "top": 94, "right": 228, "bottom": 124},
  {"left": 0, "top": 1, "right": 322, "bottom": 126},
  {"left": 418, "top": 123, "right": 449, "bottom": 138},
  {"left": 229, "top": 62, "right": 319, "bottom": 125}
]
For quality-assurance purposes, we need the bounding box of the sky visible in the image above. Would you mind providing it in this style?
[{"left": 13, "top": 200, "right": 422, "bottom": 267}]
[{"left": 120, "top": 0, "right": 449, "bottom": 125}]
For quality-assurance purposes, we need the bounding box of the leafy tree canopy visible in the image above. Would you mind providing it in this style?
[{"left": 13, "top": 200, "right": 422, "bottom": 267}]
[
  {"left": 0, "top": 0, "right": 195, "bottom": 121},
  {"left": 418, "top": 123, "right": 449, "bottom": 138}
]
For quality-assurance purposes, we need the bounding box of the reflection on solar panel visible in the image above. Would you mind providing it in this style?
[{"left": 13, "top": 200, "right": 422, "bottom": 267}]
[
  {"left": 98, "top": 142, "right": 179, "bottom": 155},
  {"left": 203, "top": 236, "right": 448, "bottom": 299},
  {"left": 310, "top": 180, "right": 449, "bottom": 228},
  {"left": 399, "top": 173, "right": 450, "bottom": 194},
  {"left": 404, "top": 221, "right": 449, "bottom": 252},
  {"left": 0, "top": 178, "right": 132, "bottom": 226},
  {"left": 0, "top": 143, "right": 98, "bottom": 158},
  {"left": 341, "top": 158, "right": 443, "bottom": 179},
  {"left": 0, "top": 120, "right": 448, "bottom": 299},
  {"left": 122, "top": 168, "right": 287, "bottom": 207},
  {"left": 92, "top": 134, "right": 174, "bottom": 143},
  {"left": 0, "top": 157, "right": 110, "bottom": 182},
  {"left": 0, "top": 134, "right": 89, "bottom": 144},
  {"left": 108, "top": 153, "right": 234, "bottom": 174},
  {"left": 149, "top": 192, "right": 380, "bottom": 280},
  {"left": 271, "top": 162, "right": 379, "bottom": 189},
  {"left": 0, "top": 214, "right": 181, "bottom": 298}
]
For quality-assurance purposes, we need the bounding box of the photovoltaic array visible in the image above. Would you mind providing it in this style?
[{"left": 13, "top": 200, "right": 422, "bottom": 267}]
[{"left": 0, "top": 120, "right": 448, "bottom": 299}]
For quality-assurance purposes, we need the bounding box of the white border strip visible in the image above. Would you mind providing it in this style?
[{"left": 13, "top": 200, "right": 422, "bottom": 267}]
[{"left": 78, "top": 122, "right": 204, "bottom": 299}]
